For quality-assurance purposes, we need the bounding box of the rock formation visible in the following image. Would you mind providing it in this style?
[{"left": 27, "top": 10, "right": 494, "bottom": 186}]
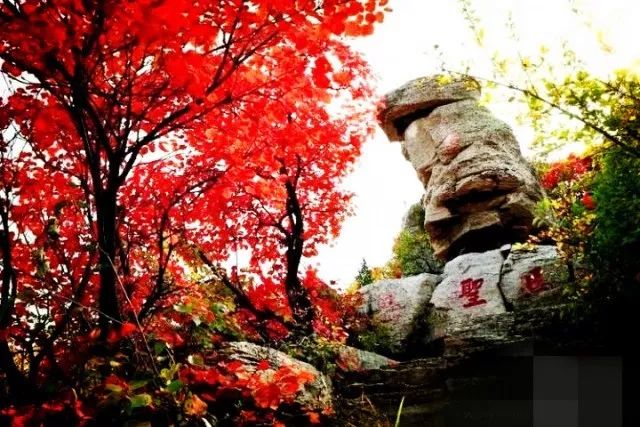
[
  {"left": 358, "top": 273, "right": 440, "bottom": 355},
  {"left": 378, "top": 75, "right": 544, "bottom": 260},
  {"left": 338, "top": 76, "right": 602, "bottom": 427},
  {"left": 346, "top": 245, "right": 575, "bottom": 425},
  {"left": 358, "top": 243, "right": 567, "bottom": 355}
]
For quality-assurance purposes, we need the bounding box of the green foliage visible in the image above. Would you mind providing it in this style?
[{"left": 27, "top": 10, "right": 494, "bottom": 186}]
[
  {"left": 527, "top": 69, "right": 640, "bottom": 158},
  {"left": 353, "top": 321, "right": 395, "bottom": 354},
  {"left": 587, "top": 149, "right": 640, "bottom": 300},
  {"left": 391, "top": 229, "right": 443, "bottom": 276},
  {"left": 354, "top": 259, "right": 374, "bottom": 288},
  {"left": 403, "top": 201, "right": 426, "bottom": 230},
  {"left": 358, "top": 202, "right": 443, "bottom": 284},
  {"left": 392, "top": 202, "right": 443, "bottom": 276}
]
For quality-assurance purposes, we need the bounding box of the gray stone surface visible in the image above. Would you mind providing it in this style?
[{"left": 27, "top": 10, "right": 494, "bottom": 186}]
[
  {"left": 378, "top": 75, "right": 481, "bottom": 141},
  {"left": 359, "top": 273, "right": 441, "bottom": 353},
  {"left": 500, "top": 244, "right": 567, "bottom": 309},
  {"left": 218, "top": 342, "right": 332, "bottom": 410},
  {"left": 429, "top": 250, "right": 507, "bottom": 340}
]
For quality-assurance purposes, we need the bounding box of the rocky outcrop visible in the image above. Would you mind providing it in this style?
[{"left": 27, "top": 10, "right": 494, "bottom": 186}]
[
  {"left": 378, "top": 75, "right": 544, "bottom": 260},
  {"left": 378, "top": 75, "right": 481, "bottom": 141},
  {"left": 358, "top": 245, "right": 568, "bottom": 356},
  {"left": 218, "top": 342, "right": 333, "bottom": 411},
  {"left": 358, "top": 273, "right": 441, "bottom": 354},
  {"left": 336, "top": 245, "right": 604, "bottom": 426},
  {"left": 428, "top": 245, "right": 573, "bottom": 353}
]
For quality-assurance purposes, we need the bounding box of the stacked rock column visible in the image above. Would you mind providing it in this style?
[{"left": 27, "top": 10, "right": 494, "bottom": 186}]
[{"left": 378, "top": 75, "right": 544, "bottom": 260}]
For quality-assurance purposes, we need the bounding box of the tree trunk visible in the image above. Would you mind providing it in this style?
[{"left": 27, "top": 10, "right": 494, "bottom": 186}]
[
  {"left": 96, "top": 190, "right": 121, "bottom": 335},
  {"left": 0, "top": 204, "right": 28, "bottom": 399},
  {"left": 285, "top": 248, "right": 314, "bottom": 333},
  {"left": 0, "top": 340, "right": 30, "bottom": 402},
  {"left": 283, "top": 180, "right": 314, "bottom": 334}
]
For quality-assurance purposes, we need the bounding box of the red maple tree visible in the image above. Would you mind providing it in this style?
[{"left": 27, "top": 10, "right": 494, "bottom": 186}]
[{"left": 0, "top": 0, "right": 388, "bottom": 420}]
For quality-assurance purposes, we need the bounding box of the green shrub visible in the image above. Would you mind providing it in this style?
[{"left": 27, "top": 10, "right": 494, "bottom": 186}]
[
  {"left": 587, "top": 149, "right": 640, "bottom": 302},
  {"left": 391, "top": 229, "right": 443, "bottom": 276},
  {"left": 354, "top": 322, "right": 395, "bottom": 354}
]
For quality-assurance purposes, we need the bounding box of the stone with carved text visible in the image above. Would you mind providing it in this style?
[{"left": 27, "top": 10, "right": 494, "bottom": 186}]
[
  {"left": 358, "top": 273, "right": 441, "bottom": 354},
  {"left": 429, "top": 249, "right": 507, "bottom": 340},
  {"left": 500, "top": 244, "right": 568, "bottom": 309}
]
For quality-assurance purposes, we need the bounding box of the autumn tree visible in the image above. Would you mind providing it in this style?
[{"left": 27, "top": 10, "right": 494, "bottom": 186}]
[{"left": 0, "top": 0, "right": 389, "bottom": 414}]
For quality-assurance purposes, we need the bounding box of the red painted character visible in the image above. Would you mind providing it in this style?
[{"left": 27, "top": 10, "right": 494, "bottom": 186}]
[
  {"left": 378, "top": 293, "right": 397, "bottom": 311},
  {"left": 522, "top": 267, "right": 546, "bottom": 294},
  {"left": 459, "top": 278, "right": 487, "bottom": 308}
]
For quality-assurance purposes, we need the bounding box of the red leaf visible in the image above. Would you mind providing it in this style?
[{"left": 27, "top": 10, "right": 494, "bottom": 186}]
[
  {"left": 120, "top": 322, "right": 137, "bottom": 338},
  {"left": 256, "top": 360, "right": 271, "bottom": 371}
]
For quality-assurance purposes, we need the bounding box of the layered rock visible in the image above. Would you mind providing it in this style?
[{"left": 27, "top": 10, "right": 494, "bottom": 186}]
[
  {"left": 334, "top": 344, "right": 399, "bottom": 372},
  {"left": 378, "top": 75, "right": 544, "bottom": 260},
  {"left": 358, "top": 273, "right": 441, "bottom": 354}
]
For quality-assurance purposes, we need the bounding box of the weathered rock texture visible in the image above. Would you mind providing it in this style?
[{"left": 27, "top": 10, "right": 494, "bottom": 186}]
[
  {"left": 429, "top": 249, "right": 507, "bottom": 340},
  {"left": 337, "top": 245, "right": 607, "bottom": 426},
  {"left": 378, "top": 75, "right": 544, "bottom": 260},
  {"left": 500, "top": 244, "right": 567, "bottom": 309},
  {"left": 358, "top": 245, "right": 568, "bottom": 356},
  {"left": 426, "top": 245, "right": 572, "bottom": 352},
  {"left": 358, "top": 273, "right": 441, "bottom": 355}
]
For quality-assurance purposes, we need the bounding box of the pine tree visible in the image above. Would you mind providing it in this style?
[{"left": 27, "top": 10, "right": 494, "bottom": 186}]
[{"left": 355, "top": 259, "right": 374, "bottom": 287}]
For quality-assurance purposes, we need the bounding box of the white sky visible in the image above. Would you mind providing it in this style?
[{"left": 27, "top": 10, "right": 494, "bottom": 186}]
[{"left": 312, "top": 0, "right": 640, "bottom": 288}]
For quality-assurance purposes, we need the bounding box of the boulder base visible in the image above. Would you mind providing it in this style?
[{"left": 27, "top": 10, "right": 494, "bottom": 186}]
[{"left": 218, "top": 342, "right": 333, "bottom": 411}]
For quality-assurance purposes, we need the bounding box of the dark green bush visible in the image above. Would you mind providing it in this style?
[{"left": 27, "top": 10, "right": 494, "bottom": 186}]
[{"left": 587, "top": 149, "right": 640, "bottom": 302}]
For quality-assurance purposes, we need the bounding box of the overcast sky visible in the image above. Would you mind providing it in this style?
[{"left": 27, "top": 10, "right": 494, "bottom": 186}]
[{"left": 312, "top": 0, "right": 640, "bottom": 288}]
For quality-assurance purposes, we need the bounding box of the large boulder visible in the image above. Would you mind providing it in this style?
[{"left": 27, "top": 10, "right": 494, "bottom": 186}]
[
  {"left": 429, "top": 249, "right": 507, "bottom": 340},
  {"left": 500, "top": 244, "right": 568, "bottom": 309},
  {"left": 359, "top": 273, "right": 441, "bottom": 354},
  {"left": 378, "top": 75, "right": 544, "bottom": 260},
  {"left": 218, "top": 342, "right": 333, "bottom": 411}
]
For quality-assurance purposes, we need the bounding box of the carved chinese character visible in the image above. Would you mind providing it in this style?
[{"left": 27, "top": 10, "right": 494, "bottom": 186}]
[
  {"left": 522, "top": 267, "right": 545, "bottom": 294},
  {"left": 459, "top": 278, "right": 487, "bottom": 308},
  {"left": 378, "top": 293, "right": 397, "bottom": 310},
  {"left": 377, "top": 293, "right": 399, "bottom": 321}
]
